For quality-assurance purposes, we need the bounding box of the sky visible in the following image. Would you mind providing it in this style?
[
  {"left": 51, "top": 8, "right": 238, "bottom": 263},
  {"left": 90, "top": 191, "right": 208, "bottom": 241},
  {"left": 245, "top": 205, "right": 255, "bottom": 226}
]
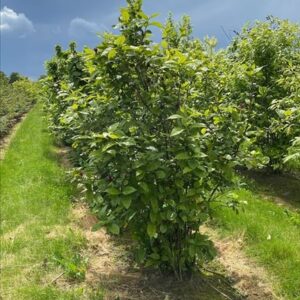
[{"left": 1, "top": 0, "right": 299, "bottom": 80}]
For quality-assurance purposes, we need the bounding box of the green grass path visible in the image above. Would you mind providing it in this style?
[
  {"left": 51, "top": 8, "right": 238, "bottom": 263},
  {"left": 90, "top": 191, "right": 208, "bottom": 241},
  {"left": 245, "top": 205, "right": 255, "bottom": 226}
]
[
  {"left": 213, "top": 187, "right": 300, "bottom": 300},
  {"left": 0, "top": 105, "right": 94, "bottom": 299}
]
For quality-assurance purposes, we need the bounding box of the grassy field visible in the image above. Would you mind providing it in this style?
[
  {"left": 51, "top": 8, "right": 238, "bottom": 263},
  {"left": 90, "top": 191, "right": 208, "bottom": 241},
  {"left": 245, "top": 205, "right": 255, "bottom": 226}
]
[
  {"left": 212, "top": 183, "right": 300, "bottom": 300},
  {"left": 0, "top": 105, "right": 103, "bottom": 300}
]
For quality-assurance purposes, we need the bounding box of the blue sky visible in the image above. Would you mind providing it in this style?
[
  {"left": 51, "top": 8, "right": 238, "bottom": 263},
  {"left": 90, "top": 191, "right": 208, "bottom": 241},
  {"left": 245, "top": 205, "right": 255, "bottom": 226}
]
[{"left": 1, "top": 0, "right": 299, "bottom": 79}]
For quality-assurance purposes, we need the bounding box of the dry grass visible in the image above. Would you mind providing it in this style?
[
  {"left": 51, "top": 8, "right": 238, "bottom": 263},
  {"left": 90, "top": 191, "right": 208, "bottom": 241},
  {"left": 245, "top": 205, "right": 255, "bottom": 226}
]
[
  {"left": 66, "top": 204, "right": 244, "bottom": 300},
  {"left": 202, "top": 226, "right": 279, "bottom": 300}
]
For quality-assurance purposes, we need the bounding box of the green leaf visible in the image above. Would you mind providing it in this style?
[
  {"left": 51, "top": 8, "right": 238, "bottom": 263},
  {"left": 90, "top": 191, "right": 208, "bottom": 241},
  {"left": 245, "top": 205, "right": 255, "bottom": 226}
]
[
  {"left": 136, "top": 247, "right": 146, "bottom": 263},
  {"left": 170, "top": 127, "right": 184, "bottom": 137},
  {"left": 175, "top": 152, "right": 189, "bottom": 160},
  {"left": 156, "top": 170, "right": 166, "bottom": 179},
  {"left": 108, "top": 49, "right": 117, "bottom": 60},
  {"left": 213, "top": 116, "right": 220, "bottom": 125},
  {"left": 108, "top": 132, "right": 121, "bottom": 139},
  {"left": 147, "top": 223, "right": 156, "bottom": 238},
  {"left": 168, "top": 114, "right": 183, "bottom": 120},
  {"left": 108, "top": 223, "right": 120, "bottom": 235},
  {"left": 150, "top": 21, "right": 163, "bottom": 29},
  {"left": 122, "top": 197, "right": 132, "bottom": 209},
  {"left": 150, "top": 197, "right": 159, "bottom": 212},
  {"left": 115, "top": 35, "right": 126, "bottom": 46},
  {"left": 201, "top": 128, "right": 207, "bottom": 135},
  {"left": 123, "top": 186, "right": 137, "bottom": 195},
  {"left": 139, "top": 182, "right": 150, "bottom": 193},
  {"left": 284, "top": 110, "right": 292, "bottom": 117},
  {"left": 161, "top": 40, "right": 168, "bottom": 49},
  {"left": 72, "top": 103, "right": 78, "bottom": 110},
  {"left": 106, "top": 187, "right": 120, "bottom": 195},
  {"left": 160, "top": 224, "right": 167, "bottom": 233},
  {"left": 183, "top": 167, "right": 192, "bottom": 174},
  {"left": 120, "top": 8, "right": 130, "bottom": 22}
]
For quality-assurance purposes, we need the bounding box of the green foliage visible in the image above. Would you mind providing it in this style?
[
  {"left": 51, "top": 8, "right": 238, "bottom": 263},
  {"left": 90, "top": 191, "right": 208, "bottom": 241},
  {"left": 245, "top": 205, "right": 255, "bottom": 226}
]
[
  {"left": 43, "top": 0, "right": 264, "bottom": 278},
  {"left": 9, "top": 71, "right": 24, "bottom": 84},
  {"left": 0, "top": 73, "right": 39, "bottom": 137},
  {"left": 284, "top": 137, "right": 300, "bottom": 169},
  {"left": 228, "top": 17, "right": 300, "bottom": 170}
]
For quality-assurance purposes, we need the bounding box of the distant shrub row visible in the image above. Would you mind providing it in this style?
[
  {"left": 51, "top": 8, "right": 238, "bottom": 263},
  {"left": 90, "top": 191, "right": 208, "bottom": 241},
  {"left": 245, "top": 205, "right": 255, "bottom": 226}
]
[{"left": 0, "top": 72, "right": 39, "bottom": 138}]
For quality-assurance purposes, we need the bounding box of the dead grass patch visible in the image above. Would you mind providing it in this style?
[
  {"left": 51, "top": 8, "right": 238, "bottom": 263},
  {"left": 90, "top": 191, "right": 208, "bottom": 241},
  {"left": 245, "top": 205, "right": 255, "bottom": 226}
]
[
  {"left": 202, "top": 226, "right": 280, "bottom": 300},
  {"left": 60, "top": 204, "right": 243, "bottom": 300}
]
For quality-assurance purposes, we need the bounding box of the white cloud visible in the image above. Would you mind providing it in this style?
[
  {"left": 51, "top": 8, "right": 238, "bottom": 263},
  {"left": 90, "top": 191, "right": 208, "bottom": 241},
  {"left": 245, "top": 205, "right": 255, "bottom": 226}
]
[
  {"left": 68, "top": 17, "right": 106, "bottom": 38},
  {"left": 0, "top": 6, "right": 35, "bottom": 37}
]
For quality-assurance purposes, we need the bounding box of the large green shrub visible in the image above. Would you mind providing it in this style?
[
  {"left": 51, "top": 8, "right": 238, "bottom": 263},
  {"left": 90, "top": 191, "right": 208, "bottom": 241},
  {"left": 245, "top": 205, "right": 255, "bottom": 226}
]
[{"left": 44, "top": 0, "right": 263, "bottom": 277}]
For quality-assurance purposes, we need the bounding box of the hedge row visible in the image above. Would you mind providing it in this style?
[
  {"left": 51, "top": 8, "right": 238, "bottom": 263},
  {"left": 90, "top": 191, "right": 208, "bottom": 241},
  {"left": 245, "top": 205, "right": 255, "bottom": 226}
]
[
  {"left": 0, "top": 72, "right": 39, "bottom": 138},
  {"left": 43, "top": 0, "right": 299, "bottom": 276}
]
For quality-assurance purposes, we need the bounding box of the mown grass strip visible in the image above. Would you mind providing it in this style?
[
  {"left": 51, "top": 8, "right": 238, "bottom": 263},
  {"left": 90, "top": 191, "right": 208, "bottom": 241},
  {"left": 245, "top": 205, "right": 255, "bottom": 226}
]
[
  {"left": 213, "top": 187, "right": 300, "bottom": 300},
  {"left": 0, "top": 104, "right": 103, "bottom": 299}
]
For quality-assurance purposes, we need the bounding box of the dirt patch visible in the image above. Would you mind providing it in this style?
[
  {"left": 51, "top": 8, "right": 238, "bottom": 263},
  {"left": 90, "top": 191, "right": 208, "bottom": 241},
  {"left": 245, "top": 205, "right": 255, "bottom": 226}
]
[
  {"left": 201, "top": 226, "right": 280, "bottom": 300},
  {"left": 0, "top": 114, "right": 27, "bottom": 160}
]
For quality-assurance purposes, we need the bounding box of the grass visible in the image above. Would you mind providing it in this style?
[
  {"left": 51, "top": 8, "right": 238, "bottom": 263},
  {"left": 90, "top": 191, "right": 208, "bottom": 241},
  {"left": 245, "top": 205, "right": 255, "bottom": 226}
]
[
  {"left": 212, "top": 185, "right": 300, "bottom": 300},
  {"left": 0, "top": 104, "right": 103, "bottom": 299}
]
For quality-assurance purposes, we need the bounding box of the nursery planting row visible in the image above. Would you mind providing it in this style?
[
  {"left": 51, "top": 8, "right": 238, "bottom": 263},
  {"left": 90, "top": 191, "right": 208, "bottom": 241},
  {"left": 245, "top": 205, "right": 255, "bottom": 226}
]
[{"left": 43, "top": 0, "right": 300, "bottom": 277}]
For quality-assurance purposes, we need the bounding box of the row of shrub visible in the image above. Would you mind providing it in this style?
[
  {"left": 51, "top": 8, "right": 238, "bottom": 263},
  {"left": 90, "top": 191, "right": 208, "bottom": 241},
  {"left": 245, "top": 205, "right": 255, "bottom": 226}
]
[
  {"left": 0, "top": 72, "right": 39, "bottom": 138},
  {"left": 43, "top": 0, "right": 299, "bottom": 277}
]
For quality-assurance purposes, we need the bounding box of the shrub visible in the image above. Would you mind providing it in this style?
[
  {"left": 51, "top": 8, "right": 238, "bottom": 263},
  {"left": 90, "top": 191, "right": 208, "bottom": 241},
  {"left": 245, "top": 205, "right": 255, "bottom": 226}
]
[
  {"left": 228, "top": 17, "right": 300, "bottom": 170},
  {"left": 44, "top": 0, "right": 264, "bottom": 277}
]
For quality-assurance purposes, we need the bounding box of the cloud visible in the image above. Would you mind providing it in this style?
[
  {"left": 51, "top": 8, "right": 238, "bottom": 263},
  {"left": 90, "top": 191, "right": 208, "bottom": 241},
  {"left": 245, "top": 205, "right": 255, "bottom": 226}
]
[
  {"left": 0, "top": 6, "right": 35, "bottom": 37},
  {"left": 68, "top": 17, "right": 107, "bottom": 38}
]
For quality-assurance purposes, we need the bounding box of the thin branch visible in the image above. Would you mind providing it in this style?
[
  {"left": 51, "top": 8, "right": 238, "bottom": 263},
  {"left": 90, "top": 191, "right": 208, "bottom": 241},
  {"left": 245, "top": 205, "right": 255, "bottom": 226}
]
[{"left": 49, "top": 272, "right": 65, "bottom": 285}]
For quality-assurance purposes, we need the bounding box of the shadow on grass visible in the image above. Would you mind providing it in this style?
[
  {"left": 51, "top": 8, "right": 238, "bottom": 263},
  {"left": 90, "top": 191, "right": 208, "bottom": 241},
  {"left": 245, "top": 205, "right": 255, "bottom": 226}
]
[
  {"left": 242, "top": 170, "right": 300, "bottom": 209},
  {"left": 43, "top": 144, "right": 73, "bottom": 169},
  {"left": 94, "top": 270, "right": 244, "bottom": 300}
]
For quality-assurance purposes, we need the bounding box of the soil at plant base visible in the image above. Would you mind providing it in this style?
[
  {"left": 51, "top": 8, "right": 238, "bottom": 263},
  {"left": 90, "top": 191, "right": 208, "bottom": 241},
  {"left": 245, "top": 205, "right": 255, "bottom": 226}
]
[
  {"left": 0, "top": 114, "right": 27, "bottom": 160},
  {"left": 61, "top": 204, "right": 280, "bottom": 299},
  {"left": 59, "top": 204, "right": 243, "bottom": 300},
  {"left": 201, "top": 226, "right": 280, "bottom": 300},
  {"left": 51, "top": 149, "right": 277, "bottom": 299}
]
